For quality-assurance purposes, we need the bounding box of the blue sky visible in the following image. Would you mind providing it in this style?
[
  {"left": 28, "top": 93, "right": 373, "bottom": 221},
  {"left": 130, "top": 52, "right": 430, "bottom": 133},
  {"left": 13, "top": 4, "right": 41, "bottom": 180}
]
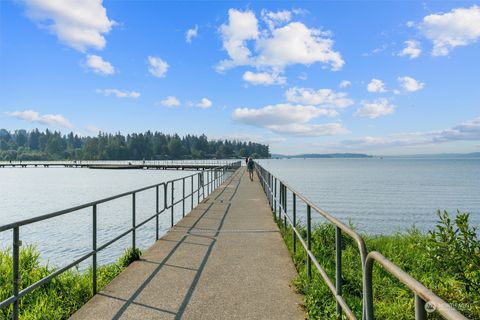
[{"left": 1, "top": 1, "right": 479, "bottom": 155}]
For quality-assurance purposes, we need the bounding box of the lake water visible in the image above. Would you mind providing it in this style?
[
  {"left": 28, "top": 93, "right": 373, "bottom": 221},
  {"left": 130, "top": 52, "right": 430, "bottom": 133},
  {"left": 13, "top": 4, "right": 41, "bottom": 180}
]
[
  {"left": 1, "top": 159, "right": 479, "bottom": 269},
  {"left": 258, "top": 158, "right": 480, "bottom": 235},
  {"left": 0, "top": 167, "right": 215, "bottom": 268}
]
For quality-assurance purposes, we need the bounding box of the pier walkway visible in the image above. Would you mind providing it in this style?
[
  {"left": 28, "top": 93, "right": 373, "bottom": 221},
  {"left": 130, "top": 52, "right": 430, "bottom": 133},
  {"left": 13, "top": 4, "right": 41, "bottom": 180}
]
[{"left": 71, "top": 168, "right": 304, "bottom": 319}]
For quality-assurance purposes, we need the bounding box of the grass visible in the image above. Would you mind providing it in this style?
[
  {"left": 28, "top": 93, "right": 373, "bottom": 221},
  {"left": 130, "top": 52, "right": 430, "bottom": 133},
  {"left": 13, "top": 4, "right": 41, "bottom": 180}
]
[
  {"left": 0, "top": 246, "right": 142, "bottom": 320},
  {"left": 274, "top": 210, "right": 480, "bottom": 319}
]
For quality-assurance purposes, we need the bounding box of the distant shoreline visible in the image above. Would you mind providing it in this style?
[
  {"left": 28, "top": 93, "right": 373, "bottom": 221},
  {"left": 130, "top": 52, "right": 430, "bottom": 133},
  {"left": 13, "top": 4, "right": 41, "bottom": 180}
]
[{"left": 270, "top": 152, "right": 480, "bottom": 159}]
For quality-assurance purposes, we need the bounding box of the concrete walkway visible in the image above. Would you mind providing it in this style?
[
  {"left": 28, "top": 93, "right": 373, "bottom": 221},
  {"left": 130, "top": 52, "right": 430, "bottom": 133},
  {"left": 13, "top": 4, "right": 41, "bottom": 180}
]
[{"left": 71, "top": 168, "right": 304, "bottom": 320}]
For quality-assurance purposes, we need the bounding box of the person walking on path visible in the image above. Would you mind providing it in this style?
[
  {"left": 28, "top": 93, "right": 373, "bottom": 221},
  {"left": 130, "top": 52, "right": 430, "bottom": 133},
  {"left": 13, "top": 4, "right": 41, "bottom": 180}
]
[
  {"left": 245, "top": 156, "right": 249, "bottom": 166},
  {"left": 247, "top": 157, "right": 254, "bottom": 181}
]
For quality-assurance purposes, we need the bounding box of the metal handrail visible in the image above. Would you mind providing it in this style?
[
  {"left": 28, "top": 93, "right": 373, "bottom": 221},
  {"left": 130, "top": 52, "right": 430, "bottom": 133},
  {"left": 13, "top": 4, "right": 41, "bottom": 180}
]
[
  {"left": 0, "top": 161, "right": 241, "bottom": 319},
  {"left": 255, "top": 164, "right": 367, "bottom": 320},
  {"left": 255, "top": 163, "right": 468, "bottom": 320}
]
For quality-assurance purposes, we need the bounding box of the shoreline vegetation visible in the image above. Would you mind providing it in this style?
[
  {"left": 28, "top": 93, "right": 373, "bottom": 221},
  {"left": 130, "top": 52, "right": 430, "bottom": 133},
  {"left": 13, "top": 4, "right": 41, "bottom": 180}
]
[
  {"left": 0, "top": 247, "right": 141, "bottom": 319},
  {"left": 0, "top": 128, "right": 270, "bottom": 161},
  {"left": 274, "top": 210, "right": 480, "bottom": 319}
]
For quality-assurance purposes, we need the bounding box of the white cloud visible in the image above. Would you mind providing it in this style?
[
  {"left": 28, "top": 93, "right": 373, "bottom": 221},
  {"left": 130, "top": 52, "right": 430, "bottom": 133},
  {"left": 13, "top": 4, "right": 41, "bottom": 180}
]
[
  {"left": 5, "top": 109, "right": 73, "bottom": 128},
  {"left": 406, "top": 21, "right": 416, "bottom": 28},
  {"left": 85, "top": 54, "right": 115, "bottom": 75},
  {"left": 232, "top": 103, "right": 345, "bottom": 136},
  {"left": 399, "top": 40, "right": 422, "bottom": 59},
  {"left": 367, "top": 78, "right": 386, "bottom": 93},
  {"left": 261, "top": 9, "right": 292, "bottom": 29},
  {"left": 322, "top": 116, "right": 480, "bottom": 150},
  {"left": 354, "top": 98, "right": 395, "bottom": 119},
  {"left": 217, "top": 9, "right": 259, "bottom": 71},
  {"left": 148, "top": 56, "right": 169, "bottom": 78},
  {"left": 255, "top": 22, "right": 344, "bottom": 71},
  {"left": 23, "top": 0, "right": 115, "bottom": 52},
  {"left": 242, "top": 71, "right": 286, "bottom": 86},
  {"left": 398, "top": 76, "right": 425, "bottom": 92},
  {"left": 339, "top": 80, "right": 351, "bottom": 88},
  {"left": 96, "top": 88, "right": 140, "bottom": 98},
  {"left": 159, "top": 96, "right": 180, "bottom": 107},
  {"left": 186, "top": 25, "right": 198, "bottom": 43},
  {"left": 217, "top": 9, "right": 344, "bottom": 74},
  {"left": 420, "top": 5, "right": 480, "bottom": 56},
  {"left": 266, "top": 123, "right": 349, "bottom": 136},
  {"left": 195, "top": 98, "right": 213, "bottom": 109},
  {"left": 85, "top": 125, "right": 101, "bottom": 134},
  {"left": 285, "top": 87, "right": 353, "bottom": 108},
  {"left": 233, "top": 103, "right": 337, "bottom": 126},
  {"left": 434, "top": 116, "right": 480, "bottom": 142}
]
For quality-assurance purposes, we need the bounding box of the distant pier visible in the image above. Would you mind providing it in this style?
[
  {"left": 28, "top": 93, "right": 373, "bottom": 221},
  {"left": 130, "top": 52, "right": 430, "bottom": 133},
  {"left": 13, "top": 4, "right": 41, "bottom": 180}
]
[{"left": 0, "top": 160, "right": 236, "bottom": 171}]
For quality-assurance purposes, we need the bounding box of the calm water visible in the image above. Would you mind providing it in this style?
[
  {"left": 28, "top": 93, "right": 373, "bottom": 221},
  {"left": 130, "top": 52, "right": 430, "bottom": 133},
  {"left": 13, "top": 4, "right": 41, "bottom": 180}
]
[
  {"left": 258, "top": 158, "right": 480, "bottom": 234},
  {"left": 0, "top": 167, "right": 210, "bottom": 268}
]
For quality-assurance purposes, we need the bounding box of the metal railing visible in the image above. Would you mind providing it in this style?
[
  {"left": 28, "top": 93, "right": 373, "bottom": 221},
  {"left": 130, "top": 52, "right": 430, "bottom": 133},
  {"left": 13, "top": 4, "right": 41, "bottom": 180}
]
[
  {"left": 0, "top": 161, "right": 241, "bottom": 319},
  {"left": 255, "top": 163, "right": 468, "bottom": 320}
]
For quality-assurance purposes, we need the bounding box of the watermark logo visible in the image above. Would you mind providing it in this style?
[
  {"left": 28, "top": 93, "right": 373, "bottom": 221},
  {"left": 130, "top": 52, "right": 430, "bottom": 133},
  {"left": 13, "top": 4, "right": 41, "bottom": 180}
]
[{"left": 425, "top": 301, "right": 436, "bottom": 313}]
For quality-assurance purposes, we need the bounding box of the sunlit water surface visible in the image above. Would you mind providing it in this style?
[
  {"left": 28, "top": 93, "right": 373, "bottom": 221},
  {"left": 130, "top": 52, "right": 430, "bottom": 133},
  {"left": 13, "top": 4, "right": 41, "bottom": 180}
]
[
  {"left": 0, "top": 167, "right": 208, "bottom": 267},
  {"left": 258, "top": 158, "right": 480, "bottom": 235}
]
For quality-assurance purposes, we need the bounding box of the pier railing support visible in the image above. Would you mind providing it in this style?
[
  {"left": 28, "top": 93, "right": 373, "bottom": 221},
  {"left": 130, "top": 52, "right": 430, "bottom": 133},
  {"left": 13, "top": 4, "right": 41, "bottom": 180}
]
[
  {"left": 92, "top": 205, "right": 97, "bottom": 295},
  {"left": 156, "top": 186, "right": 159, "bottom": 240},
  {"left": 182, "top": 177, "right": 185, "bottom": 218},
  {"left": 292, "top": 193, "right": 296, "bottom": 254},
  {"left": 336, "top": 226, "right": 342, "bottom": 318},
  {"left": 171, "top": 182, "right": 174, "bottom": 227},
  {"left": 307, "top": 204, "right": 312, "bottom": 279},
  {"left": 132, "top": 193, "right": 136, "bottom": 250},
  {"left": 13, "top": 227, "right": 20, "bottom": 320}
]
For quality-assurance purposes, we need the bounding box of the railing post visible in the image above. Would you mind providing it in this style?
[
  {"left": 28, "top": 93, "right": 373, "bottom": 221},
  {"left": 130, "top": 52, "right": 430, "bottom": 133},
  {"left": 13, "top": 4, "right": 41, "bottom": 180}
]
[
  {"left": 307, "top": 204, "right": 312, "bottom": 279},
  {"left": 274, "top": 178, "right": 277, "bottom": 215},
  {"left": 198, "top": 174, "right": 201, "bottom": 204},
  {"left": 278, "top": 182, "right": 282, "bottom": 220},
  {"left": 164, "top": 182, "right": 168, "bottom": 217},
  {"left": 12, "top": 226, "right": 20, "bottom": 320},
  {"left": 415, "top": 294, "right": 427, "bottom": 320},
  {"left": 191, "top": 175, "right": 194, "bottom": 211},
  {"left": 182, "top": 177, "right": 185, "bottom": 218},
  {"left": 92, "top": 204, "right": 97, "bottom": 295},
  {"left": 156, "top": 185, "right": 159, "bottom": 240},
  {"left": 171, "top": 181, "right": 174, "bottom": 227},
  {"left": 293, "top": 193, "right": 297, "bottom": 253},
  {"left": 336, "top": 226, "right": 342, "bottom": 318},
  {"left": 269, "top": 173, "right": 273, "bottom": 209},
  {"left": 132, "top": 193, "right": 136, "bottom": 250},
  {"left": 279, "top": 182, "right": 282, "bottom": 217},
  {"left": 283, "top": 185, "right": 287, "bottom": 227},
  {"left": 202, "top": 171, "right": 205, "bottom": 199}
]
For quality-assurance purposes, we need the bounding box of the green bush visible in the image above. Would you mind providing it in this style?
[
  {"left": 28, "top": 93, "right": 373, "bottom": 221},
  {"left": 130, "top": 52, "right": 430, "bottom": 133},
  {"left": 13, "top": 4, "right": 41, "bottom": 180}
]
[
  {"left": 427, "top": 210, "right": 480, "bottom": 293},
  {"left": 0, "top": 246, "right": 141, "bottom": 319},
  {"left": 274, "top": 210, "right": 480, "bottom": 319}
]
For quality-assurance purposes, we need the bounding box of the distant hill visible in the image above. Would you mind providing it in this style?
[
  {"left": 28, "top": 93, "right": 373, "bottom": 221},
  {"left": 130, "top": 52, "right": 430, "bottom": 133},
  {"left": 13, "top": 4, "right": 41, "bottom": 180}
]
[
  {"left": 385, "top": 152, "right": 480, "bottom": 159},
  {"left": 271, "top": 153, "right": 373, "bottom": 159}
]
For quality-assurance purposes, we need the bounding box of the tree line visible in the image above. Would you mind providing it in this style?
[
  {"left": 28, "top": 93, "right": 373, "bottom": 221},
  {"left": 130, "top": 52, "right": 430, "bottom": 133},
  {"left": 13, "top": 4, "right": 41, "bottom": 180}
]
[{"left": 0, "top": 129, "right": 270, "bottom": 160}]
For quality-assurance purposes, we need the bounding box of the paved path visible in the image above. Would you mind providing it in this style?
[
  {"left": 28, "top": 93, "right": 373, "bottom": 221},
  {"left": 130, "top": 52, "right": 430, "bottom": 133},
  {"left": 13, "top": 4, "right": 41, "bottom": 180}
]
[{"left": 71, "top": 168, "right": 304, "bottom": 319}]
